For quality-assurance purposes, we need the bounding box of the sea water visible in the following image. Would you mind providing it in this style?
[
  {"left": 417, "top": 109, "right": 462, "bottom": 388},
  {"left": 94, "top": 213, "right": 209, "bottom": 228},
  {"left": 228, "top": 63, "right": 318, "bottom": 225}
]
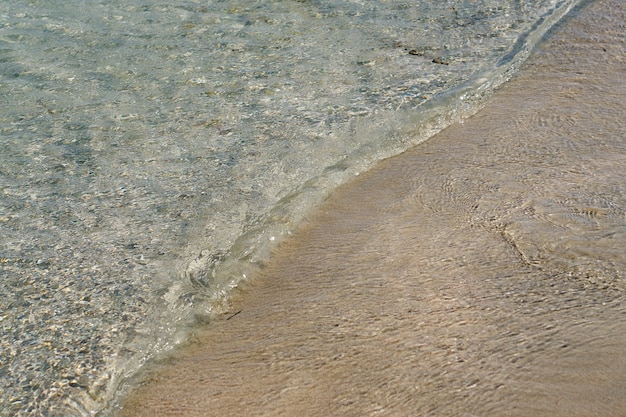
[
  {"left": 0, "top": 0, "right": 583, "bottom": 415},
  {"left": 118, "top": 0, "right": 626, "bottom": 414}
]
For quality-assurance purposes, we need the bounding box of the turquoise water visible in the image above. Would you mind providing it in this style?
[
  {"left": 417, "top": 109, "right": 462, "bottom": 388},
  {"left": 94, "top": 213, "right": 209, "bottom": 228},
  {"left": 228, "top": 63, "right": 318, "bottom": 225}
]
[{"left": 0, "top": 0, "right": 583, "bottom": 415}]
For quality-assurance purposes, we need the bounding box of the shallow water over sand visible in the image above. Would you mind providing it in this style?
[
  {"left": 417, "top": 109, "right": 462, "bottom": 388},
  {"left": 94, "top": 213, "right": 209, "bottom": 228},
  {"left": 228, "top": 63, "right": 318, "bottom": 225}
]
[
  {"left": 118, "top": 0, "right": 626, "bottom": 415},
  {"left": 1, "top": 1, "right": 583, "bottom": 413}
]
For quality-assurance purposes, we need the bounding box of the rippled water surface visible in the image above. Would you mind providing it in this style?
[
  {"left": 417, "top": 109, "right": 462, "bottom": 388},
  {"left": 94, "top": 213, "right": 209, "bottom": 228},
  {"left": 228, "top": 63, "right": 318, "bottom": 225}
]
[
  {"left": 0, "top": 0, "right": 592, "bottom": 415},
  {"left": 120, "top": 0, "right": 626, "bottom": 415}
]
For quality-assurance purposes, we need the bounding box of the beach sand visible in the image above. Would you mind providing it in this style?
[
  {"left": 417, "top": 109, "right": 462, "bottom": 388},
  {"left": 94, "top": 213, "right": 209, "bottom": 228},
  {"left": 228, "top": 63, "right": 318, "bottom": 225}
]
[{"left": 118, "top": 0, "right": 626, "bottom": 415}]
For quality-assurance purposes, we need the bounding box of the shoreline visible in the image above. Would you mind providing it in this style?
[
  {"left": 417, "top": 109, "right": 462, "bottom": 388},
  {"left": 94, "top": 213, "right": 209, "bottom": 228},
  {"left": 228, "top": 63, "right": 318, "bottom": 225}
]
[{"left": 118, "top": 0, "right": 626, "bottom": 415}]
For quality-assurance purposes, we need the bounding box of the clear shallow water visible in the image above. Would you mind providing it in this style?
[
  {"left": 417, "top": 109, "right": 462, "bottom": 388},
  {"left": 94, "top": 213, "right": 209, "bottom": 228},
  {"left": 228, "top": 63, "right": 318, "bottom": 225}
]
[
  {"left": 119, "top": 0, "right": 626, "bottom": 414},
  {"left": 0, "top": 0, "right": 583, "bottom": 415}
]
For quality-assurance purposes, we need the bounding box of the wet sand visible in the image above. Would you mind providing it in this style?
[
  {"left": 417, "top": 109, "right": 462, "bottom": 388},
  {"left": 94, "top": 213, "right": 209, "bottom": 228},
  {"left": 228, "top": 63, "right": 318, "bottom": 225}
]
[{"left": 118, "top": 0, "right": 626, "bottom": 415}]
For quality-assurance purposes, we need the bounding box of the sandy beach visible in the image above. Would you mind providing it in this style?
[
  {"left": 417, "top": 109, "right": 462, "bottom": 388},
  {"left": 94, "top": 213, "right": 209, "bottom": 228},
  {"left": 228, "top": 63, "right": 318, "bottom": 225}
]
[{"left": 117, "top": 0, "right": 626, "bottom": 415}]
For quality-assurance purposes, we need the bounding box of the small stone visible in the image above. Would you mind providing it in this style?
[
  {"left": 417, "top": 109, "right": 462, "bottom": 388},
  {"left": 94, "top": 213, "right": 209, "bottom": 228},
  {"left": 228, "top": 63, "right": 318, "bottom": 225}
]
[{"left": 134, "top": 255, "right": 148, "bottom": 265}]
